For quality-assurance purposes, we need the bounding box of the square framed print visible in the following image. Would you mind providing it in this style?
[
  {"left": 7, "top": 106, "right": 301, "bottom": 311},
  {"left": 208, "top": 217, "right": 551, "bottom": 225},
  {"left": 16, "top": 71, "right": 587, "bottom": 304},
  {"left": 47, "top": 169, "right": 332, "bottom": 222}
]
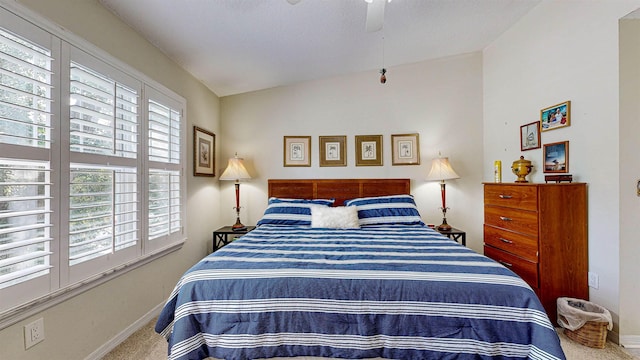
[
  {"left": 319, "top": 135, "right": 346, "bottom": 167},
  {"left": 391, "top": 133, "right": 420, "bottom": 165},
  {"left": 541, "top": 101, "right": 570, "bottom": 132},
  {"left": 194, "top": 126, "right": 215, "bottom": 177},
  {"left": 355, "top": 135, "right": 383, "bottom": 166},
  {"left": 543, "top": 141, "right": 569, "bottom": 173},
  {"left": 283, "top": 136, "right": 311, "bottom": 167},
  {"left": 520, "top": 121, "right": 541, "bottom": 151}
]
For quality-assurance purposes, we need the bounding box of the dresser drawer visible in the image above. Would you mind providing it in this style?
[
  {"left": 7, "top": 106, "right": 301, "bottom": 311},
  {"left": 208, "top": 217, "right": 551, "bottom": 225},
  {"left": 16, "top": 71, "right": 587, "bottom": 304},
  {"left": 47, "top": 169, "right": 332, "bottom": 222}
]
[
  {"left": 484, "top": 185, "right": 538, "bottom": 211},
  {"left": 484, "top": 205, "right": 538, "bottom": 237},
  {"left": 484, "top": 245, "right": 539, "bottom": 289},
  {"left": 483, "top": 224, "right": 538, "bottom": 262}
]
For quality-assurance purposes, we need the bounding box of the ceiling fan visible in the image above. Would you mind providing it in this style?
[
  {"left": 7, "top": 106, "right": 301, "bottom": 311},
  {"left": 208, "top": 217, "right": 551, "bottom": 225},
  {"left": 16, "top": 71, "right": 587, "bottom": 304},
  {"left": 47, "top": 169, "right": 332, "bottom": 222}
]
[
  {"left": 286, "top": 0, "right": 391, "bottom": 33},
  {"left": 364, "top": 0, "right": 390, "bottom": 32}
]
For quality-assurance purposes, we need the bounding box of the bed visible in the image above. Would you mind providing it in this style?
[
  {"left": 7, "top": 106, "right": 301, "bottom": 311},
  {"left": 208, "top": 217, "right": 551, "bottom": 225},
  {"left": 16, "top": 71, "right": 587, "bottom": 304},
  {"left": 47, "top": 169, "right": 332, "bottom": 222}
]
[{"left": 156, "top": 179, "right": 565, "bottom": 360}]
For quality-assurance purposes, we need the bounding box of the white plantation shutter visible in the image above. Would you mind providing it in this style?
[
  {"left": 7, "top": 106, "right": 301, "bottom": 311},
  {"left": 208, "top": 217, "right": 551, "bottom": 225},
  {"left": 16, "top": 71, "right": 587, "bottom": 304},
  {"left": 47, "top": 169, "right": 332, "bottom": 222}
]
[
  {"left": 0, "top": 160, "right": 52, "bottom": 289},
  {"left": 148, "top": 169, "right": 181, "bottom": 240},
  {"left": 65, "top": 54, "right": 142, "bottom": 275},
  {"left": 0, "top": 19, "right": 55, "bottom": 311},
  {"left": 70, "top": 62, "right": 138, "bottom": 158},
  {"left": 68, "top": 165, "right": 137, "bottom": 266},
  {"left": 146, "top": 87, "right": 184, "bottom": 251},
  {"left": 0, "top": 28, "right": 53, "bottom": 149},
  {"left": 0, "top": 5, "right": 186, "bottom": 318},
  {"left": 148, "top": 99, "right": 180, "bottom": 163}
]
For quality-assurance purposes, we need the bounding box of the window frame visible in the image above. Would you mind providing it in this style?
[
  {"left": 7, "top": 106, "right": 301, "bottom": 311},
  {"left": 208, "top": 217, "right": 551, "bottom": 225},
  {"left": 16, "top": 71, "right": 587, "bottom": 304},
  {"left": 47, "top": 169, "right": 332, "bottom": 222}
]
[{"left": 0, "top": 3, "right": 187, "bottom": 330}]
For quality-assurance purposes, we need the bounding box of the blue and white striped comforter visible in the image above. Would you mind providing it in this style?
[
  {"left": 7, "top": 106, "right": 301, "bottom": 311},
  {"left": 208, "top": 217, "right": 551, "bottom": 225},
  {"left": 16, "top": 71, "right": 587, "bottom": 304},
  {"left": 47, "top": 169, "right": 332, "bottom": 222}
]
[{"left": 156, "top": 225, "right": 565, "bottom": 360}]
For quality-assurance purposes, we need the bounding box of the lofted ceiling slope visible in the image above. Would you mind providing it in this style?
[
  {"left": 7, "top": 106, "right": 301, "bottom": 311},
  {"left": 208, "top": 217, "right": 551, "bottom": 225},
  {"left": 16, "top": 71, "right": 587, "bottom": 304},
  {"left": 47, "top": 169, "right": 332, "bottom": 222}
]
[{"left": 99, "top": 0, "right": 541, "bottom": 97}]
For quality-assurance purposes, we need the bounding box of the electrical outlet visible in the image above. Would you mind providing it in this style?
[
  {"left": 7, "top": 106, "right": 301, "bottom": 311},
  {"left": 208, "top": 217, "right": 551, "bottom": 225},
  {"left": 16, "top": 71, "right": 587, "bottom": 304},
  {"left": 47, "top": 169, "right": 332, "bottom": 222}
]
[
  {"left": 24, "top": 317, "right": 45, "bottom": 349},
  {"left": 588, "top": 272, "right": 599, "bottom": 289}
]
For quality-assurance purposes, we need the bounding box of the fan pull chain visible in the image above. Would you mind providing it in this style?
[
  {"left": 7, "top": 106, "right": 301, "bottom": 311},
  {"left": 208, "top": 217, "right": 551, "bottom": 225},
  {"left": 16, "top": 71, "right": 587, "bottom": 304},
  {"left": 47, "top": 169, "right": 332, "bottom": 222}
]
[{"left": 380, "top": 35, "right": 387, "bottom": 84}]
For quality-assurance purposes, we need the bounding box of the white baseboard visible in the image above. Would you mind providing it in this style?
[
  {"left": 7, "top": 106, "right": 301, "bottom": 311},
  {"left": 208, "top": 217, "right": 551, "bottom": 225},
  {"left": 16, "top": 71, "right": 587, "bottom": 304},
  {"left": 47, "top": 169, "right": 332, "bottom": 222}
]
[
  {"left": 84, "top": 302, "right": 164, "bottom": 360},
  {"left": 620, "top": 335, "right": 640, "bottom": 348}
]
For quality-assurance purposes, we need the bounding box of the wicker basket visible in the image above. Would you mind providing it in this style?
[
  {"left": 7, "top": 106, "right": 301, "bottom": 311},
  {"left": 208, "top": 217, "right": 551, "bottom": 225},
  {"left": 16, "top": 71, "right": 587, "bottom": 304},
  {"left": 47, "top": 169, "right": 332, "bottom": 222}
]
[{"left": 560, "top": 316, "right": 608, "bottom": 349}]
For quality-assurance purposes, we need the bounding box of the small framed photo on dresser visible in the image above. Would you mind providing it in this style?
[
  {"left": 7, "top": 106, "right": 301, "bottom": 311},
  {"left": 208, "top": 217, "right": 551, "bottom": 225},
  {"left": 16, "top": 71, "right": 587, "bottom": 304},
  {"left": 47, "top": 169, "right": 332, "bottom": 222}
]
[{"left": 543, "top": 141, "right": 569, "bottom": 173}]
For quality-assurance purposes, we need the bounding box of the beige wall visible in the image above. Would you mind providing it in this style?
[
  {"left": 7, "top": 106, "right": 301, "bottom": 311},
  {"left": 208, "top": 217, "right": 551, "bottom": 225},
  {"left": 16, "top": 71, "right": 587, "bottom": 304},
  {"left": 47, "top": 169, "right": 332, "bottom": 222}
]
[
  {"left": 219, "top": 53, "right": 485, "bottom": 252},
  {"left": 619, "top": 18, "right": 640, "bottom": 344},
  {"left": 483, "top": 0, "right": 640, "bottom": 343},
  {"left": 0, "top": 1, "right": 222, "bottom": 359}
]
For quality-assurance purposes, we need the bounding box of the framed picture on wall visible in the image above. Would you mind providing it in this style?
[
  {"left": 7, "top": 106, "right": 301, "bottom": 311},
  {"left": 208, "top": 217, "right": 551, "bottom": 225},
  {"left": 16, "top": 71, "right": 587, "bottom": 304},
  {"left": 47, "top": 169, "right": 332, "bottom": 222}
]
[
  {"left": 355, "top": 135, "right": 383, "bottom": 166},
  {"left": 541, "top": 101, "right": 571, "bottom": 132},
  {"left": 283, "top": 136, "right": 311, "bottom": 167},
  {"left": 543, "top": 141, "right": 569, "bottom": 173},
  {"left": 520, "top": 121, "right": 541, "bottom": 151},
  {"left": 391, "top": 133, "right": 420, "bottom": 165},
  {"left": 319, "top": 136, "right": 347, "bottom": 167},
  {"left": 194, "top": 126, "right": 215, "bottom": 177}
]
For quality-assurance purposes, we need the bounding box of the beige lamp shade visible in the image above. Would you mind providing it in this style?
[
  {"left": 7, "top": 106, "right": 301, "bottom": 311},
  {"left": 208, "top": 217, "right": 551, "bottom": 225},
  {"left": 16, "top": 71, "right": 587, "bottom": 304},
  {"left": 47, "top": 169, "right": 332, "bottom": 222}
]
[
  {"left": 219, "top": 154, "right": 251, "bottom": 181},
  {"left": 425, "top": 157, "right": 460, "bottom": 182}
]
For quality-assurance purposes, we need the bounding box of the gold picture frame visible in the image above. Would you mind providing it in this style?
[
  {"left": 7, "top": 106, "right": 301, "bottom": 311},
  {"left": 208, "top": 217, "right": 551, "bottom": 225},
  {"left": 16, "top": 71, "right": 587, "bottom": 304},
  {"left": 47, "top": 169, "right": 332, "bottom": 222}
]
[
  {"left": 194, "top": 126, "right": 215, "bottom": 177},
  {"left": 355, "top": 135, "right": 383, "bottom": 166},
  {"left": 391, "top": 133, "right": 420, "bottom": 165},
  {"left": 541, "top": 100, "right": 570, "bottom": 132},
  {"left": 283, "top": 136, "right": 311, "bottom": 167},
  {"left": 319, "top": 136, "right": 346, "bottom": 167}
]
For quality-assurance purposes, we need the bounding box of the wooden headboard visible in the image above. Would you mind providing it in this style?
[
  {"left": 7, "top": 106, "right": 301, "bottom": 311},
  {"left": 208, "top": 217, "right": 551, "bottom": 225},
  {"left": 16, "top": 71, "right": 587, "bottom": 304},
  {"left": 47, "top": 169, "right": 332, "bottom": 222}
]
[{"left": 268, "top": 179, "right": 411, "bottom": 206}]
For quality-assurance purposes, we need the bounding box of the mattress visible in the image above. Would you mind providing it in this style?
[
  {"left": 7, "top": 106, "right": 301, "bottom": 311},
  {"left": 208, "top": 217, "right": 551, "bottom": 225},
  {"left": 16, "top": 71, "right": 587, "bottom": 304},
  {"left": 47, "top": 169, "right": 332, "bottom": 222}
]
[{"left": 156, "top": 225, "right": 565, "bottom": 360}]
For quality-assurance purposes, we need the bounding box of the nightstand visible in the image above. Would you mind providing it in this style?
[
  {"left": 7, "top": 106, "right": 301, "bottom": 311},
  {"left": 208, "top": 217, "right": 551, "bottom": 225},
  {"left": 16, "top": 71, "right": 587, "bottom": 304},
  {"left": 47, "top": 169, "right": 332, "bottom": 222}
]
[
  {"left": 212, "top": 225, "right": 256, "bottom": 252},
  {"left": 435, "top": 227, "right": 466, "bottom": 246}
]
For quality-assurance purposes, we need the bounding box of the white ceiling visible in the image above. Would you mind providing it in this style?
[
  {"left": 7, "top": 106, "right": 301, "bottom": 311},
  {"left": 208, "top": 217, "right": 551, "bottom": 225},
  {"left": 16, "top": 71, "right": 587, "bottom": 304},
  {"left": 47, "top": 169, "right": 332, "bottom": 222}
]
[{"left": 99, "top": 0, "right": 541, "bottom": 97}]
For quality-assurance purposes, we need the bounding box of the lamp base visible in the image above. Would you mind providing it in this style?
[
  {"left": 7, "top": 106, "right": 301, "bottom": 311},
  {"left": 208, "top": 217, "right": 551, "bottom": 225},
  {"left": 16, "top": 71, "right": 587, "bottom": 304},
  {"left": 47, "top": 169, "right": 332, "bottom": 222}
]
[
  {"left": 231, "top": 217, "right": 246, "bottom": 232},
  {"left": 436, "top": 218, "right": 452, "bottom": 232}
]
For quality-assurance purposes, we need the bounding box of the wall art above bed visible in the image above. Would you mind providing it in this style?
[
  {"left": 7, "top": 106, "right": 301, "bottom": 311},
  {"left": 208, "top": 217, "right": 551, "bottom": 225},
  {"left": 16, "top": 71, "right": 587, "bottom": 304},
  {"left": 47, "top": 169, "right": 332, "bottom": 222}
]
[
  {"left": 319, "top": 135, "right": 346, "bottom": 167},
  {"left": 391, "top": 133, "right": 420, "bottom": 165},
  {"left": 355, "top": 134, "right": 383, "bottom": 166},
  {"left": 283, "top": 136, "right": 311, "bottom": 167}
]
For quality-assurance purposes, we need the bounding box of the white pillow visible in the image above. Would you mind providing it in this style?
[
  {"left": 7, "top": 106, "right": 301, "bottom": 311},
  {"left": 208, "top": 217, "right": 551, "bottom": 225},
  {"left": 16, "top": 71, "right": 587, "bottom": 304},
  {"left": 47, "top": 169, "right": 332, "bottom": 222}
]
[{"left": 311, "top": 206, "right": 360, "bottom": 229}]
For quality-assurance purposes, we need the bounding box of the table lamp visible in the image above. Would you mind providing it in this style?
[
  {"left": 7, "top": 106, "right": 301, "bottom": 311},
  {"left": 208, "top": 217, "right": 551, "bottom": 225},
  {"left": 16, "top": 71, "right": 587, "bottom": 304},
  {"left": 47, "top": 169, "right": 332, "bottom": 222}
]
[
  {"left": 219, "top": 153, "right": 252, "bottom": 231},
  {"left": 425, "top": 155, "right": 460, "bottom": 231}
]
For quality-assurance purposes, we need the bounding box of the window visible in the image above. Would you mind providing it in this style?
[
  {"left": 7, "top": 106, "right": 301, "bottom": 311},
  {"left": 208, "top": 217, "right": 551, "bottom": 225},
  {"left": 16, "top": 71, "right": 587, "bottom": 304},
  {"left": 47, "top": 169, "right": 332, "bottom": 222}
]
[
  {"left": 0, "top": 6, "right": 186, "bottom": 317},
  {"left": 0, "top": 16, "right": 58, "bottom": 311}
]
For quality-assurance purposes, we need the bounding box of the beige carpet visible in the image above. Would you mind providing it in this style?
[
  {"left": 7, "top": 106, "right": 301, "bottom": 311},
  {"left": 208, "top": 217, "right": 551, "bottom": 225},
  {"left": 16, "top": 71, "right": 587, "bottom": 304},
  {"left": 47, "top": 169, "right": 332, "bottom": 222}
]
[{"left": 102, "top": 318, "right": 640, "bottom": 360}]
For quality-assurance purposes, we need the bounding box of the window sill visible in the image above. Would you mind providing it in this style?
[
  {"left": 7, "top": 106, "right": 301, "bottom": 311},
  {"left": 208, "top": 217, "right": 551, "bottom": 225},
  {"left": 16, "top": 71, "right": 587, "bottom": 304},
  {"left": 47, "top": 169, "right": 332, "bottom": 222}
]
[{"left": 0, "top": 239, "right": 185, "bottom": 331}]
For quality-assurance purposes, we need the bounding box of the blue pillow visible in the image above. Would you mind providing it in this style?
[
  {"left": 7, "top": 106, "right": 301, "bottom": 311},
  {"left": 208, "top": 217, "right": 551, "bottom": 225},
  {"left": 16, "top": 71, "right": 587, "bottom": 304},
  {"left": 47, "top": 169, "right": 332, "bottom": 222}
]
[
  {"left": 257, "top": 197, "right": 335, "bottom": 226},
  {"left": 344, "top": 194, "right": 424, "bottom": 226}
]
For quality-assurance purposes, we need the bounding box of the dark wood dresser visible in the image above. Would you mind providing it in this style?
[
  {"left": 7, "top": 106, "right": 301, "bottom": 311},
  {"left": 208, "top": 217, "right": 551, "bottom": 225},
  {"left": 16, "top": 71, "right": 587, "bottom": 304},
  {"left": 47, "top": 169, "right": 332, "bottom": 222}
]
[{"left": 483, "top": 183, "right": 588, "bottom": 323}]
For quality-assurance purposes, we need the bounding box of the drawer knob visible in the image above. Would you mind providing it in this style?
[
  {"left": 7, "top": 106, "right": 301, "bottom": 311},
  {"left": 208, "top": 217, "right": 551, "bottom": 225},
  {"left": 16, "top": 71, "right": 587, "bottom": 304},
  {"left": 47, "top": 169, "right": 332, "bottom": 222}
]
[
  {"left": 498, "top": 260, "right": 513, "bottom": 268},
  {"left": 499, "top": 194, "right": 513, "bottom": 199},
  {"left": 499, "top": 216, "right": 513, "bottom": 221},
  {"left": 499, "top": 238, "right": 513, "bottom": 244}
]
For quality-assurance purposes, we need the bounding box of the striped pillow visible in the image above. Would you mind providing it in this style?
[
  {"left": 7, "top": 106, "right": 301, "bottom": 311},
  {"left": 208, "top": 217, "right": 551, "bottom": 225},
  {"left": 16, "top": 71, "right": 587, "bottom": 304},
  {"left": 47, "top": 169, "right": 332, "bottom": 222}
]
[
  {"left": 257, "top": 197, "right": 335, "bottom": 226},
  {"left": 344, "top": 194, "right": 425, "bottom": 226}
]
